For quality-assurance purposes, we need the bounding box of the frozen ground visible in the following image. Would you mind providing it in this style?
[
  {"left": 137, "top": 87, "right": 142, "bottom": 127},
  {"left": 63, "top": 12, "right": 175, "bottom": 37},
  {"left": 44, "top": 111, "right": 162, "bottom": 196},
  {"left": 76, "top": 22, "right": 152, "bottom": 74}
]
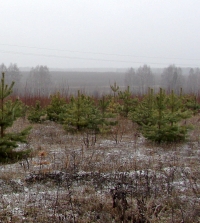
[{"left": 0, "top": 117, "right": 200, "bottom": 222}]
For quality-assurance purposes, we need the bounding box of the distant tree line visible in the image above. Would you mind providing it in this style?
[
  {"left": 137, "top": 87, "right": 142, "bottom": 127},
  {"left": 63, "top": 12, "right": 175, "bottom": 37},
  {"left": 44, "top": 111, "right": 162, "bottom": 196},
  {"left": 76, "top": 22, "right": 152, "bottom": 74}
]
[
  {"left": 125, "top": 64, "right": 200, "bottom": 95},
  {"left": 0, "top": 64, "right": 52, "bottom": 96},
  {"left": 26, "top": 65, "right": 52, "bottom": 96},
  {"left": 0, "top": 63, "right": 21, "bottom": 95},
  {"left": 1, "top": 63, "right": 200, "bottom": 96}
]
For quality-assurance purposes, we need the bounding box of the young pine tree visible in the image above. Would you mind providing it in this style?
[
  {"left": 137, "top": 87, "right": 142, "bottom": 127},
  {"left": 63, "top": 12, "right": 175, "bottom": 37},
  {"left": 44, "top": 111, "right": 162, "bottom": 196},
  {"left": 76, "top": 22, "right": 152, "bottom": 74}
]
[
  {"left": 28, "top": 100, "right": 46, "bottom": 123},
  {"left": 64, "top": 91, "right": 97, "bottom": 132},
  {"left": 118, "top": 86, "right": 138, "bottom": 117},
  {"left": 184, "top": 95, "right": 200, "bottom": 116},
  {"left": 141, "top": 88, "right": 192, "bottom": 143},
  {"left": 110, "top": 82, "right": 119, "bottom": 101},
  {"left": 129, "top": 88, "right": 155, "bottom": 126},
  {"left": 98, "top": 95, "right": 117, "bottom": 133},
  {"left": 46, "top": 92, "right": 67, "bottom": 122},
  {"left": 0, "top": 72, "right": 31, "bottom": 161}
]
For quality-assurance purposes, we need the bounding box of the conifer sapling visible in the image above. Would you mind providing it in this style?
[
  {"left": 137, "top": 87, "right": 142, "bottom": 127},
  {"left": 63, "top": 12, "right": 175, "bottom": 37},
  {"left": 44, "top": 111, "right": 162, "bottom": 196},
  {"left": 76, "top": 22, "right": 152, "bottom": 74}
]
[{"left": 0, "top": 72, "right": 31, "bottom": 161}]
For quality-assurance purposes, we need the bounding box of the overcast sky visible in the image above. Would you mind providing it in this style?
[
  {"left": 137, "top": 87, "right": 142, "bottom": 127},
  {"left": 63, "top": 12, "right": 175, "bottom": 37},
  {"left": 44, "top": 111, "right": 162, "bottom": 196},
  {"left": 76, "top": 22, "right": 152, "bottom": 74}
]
[{"left": 0, "top": 0, "right": 200, "bottom": 69}]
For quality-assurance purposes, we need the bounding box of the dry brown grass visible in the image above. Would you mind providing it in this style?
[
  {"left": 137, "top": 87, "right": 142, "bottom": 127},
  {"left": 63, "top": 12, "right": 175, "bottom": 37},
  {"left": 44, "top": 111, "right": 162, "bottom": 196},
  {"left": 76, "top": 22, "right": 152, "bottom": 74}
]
[{"left": 0, "top": 115, "right": 200, "bottom": 222}]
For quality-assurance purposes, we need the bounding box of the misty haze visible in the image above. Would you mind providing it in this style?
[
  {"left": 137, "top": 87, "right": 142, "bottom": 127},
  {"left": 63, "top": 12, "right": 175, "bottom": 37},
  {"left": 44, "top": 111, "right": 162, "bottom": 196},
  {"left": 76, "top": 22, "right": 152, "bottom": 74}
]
[
  {"left": 0, "top": 63, "right": 199, "bottom": 97},
  {"left": 0, "top": 1, "right": 200, "bottom": 223},
  {"left": 0, "top": 1, "right": 200, "bottom": 96}
]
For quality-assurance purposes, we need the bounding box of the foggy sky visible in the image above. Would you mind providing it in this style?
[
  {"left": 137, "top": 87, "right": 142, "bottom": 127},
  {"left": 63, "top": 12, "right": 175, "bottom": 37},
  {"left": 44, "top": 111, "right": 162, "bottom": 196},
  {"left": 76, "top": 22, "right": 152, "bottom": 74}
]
[{"left": 0, "top": 0, "right": 200, "bottom": 69}]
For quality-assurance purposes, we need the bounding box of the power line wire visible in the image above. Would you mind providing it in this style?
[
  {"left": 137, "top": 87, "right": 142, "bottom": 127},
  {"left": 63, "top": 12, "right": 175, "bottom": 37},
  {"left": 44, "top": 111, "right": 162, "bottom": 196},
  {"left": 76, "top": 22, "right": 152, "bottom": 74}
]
[
  {"left": 0, "top": 49, "right": 199, "bottom": 67},
  {"left": 0, "top": 43, "right": 200, "bottom": 62}
]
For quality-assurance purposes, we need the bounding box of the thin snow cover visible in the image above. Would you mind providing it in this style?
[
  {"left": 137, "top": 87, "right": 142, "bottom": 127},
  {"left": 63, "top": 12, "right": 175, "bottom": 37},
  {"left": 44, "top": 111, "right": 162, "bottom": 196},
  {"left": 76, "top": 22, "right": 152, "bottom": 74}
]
[{"left": 0, "top": 118, "right": 200, "bottom": 221}]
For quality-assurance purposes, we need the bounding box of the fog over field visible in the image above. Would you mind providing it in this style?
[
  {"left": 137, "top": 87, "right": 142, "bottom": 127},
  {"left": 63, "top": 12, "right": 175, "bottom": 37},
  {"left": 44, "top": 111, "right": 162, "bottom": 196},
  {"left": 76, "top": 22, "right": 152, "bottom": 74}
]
[
  {"left": 0, "top": 1, "right": 199, "bottom": 96},
  {"left": 0, "top": 1, "right": 200, "bottom": 69},
  {"left": 2, "top": 65, "right": 194, "bottom": 97}
]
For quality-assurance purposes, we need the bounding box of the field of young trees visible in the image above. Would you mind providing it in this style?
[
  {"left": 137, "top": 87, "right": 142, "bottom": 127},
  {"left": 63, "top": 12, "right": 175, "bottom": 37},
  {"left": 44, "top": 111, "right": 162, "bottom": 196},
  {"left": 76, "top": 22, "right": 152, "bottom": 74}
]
[{"left": 1, "top": 64, "right": 200, "bottom": 222}]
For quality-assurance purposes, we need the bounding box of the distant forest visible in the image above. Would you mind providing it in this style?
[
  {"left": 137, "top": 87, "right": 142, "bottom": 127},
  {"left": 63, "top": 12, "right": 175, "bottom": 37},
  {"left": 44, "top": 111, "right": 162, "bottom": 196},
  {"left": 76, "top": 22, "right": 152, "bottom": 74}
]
[{"left": 0, "top": 63, "right": 200, "bottom": 96}]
